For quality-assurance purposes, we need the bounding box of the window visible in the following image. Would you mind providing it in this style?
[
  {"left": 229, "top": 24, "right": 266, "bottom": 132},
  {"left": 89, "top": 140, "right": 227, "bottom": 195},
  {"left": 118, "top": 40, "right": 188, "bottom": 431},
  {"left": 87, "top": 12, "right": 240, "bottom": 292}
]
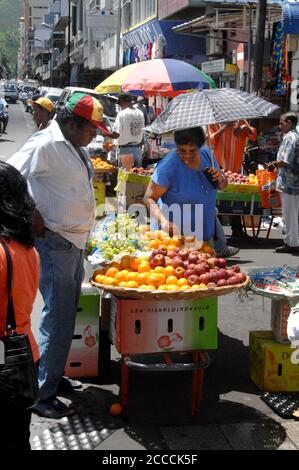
[{"left": 72, "top": 5, "right": 77, "bottom": 36}]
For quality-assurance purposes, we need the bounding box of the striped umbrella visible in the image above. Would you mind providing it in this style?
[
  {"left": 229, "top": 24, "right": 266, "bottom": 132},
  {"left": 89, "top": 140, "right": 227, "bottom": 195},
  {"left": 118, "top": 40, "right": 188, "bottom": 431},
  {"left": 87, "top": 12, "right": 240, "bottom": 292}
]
[
  {"left": 95, "top": 59, "right": 216, "bottom": 97},
  {"left": 145, "top": 88, "right": 280, "bottom": 134}
]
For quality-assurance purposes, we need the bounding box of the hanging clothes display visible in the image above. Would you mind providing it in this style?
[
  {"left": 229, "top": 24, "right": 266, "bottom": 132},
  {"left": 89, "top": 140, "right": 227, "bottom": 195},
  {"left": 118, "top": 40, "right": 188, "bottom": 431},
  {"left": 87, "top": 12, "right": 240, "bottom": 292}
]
[{"left": 271, "top": 21, "right": 291, "bottom": 95}]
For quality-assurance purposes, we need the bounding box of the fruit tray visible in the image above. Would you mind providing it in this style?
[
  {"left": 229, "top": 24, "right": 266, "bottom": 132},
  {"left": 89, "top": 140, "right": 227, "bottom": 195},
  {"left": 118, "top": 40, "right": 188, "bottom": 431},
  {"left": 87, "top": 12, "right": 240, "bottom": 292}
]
[
  {"left": 90, "top": 276, "right": 250, "bottom": 300},
  {"left": 261, "top": 392, "right": 299, "bottom": 419}
]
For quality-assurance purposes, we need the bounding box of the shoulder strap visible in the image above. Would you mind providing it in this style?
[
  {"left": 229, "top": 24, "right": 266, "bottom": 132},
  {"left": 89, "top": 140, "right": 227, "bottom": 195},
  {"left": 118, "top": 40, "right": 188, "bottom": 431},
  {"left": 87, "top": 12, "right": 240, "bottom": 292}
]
[{"left": 0, "top": 239, "right": 16, "bottom": 332}]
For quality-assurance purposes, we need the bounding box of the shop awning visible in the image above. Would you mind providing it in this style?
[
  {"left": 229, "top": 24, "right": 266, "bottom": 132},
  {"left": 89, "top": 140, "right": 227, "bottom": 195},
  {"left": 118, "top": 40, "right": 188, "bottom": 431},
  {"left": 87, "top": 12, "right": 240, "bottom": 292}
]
[
  {"left": 173, "top": 4, "right": 283, "bottom": 34},
  {"left": 283, "top": 2, "right": 299, "bottom": 34}
]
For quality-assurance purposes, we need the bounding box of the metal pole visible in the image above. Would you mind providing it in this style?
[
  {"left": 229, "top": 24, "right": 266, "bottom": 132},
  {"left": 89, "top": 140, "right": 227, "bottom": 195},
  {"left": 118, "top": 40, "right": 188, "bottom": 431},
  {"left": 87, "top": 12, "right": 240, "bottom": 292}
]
[
  {"left": 247, "top": 3, "right": 252, "bottom": 92},
  {"left": 50, "top": 31, "right": 53, "bottom": 87},
  {"left": 115, "top": 0, "right": 121, "bottom": 69},
  {"left": 252, "top": 0, "right": 267, "bottom": 93},
  {"left": 67, "top": 0, "right": 71, "bottom": 85}
]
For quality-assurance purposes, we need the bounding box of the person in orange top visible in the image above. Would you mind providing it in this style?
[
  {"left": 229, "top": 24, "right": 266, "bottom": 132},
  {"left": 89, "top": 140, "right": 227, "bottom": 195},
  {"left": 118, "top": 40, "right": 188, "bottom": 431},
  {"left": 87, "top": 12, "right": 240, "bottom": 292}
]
[
  {"left": 0, "top": 161, "right": 40, "bottom": 450},
  {"left": 208, "top": 120, "right": 257, "bottom": 173}
]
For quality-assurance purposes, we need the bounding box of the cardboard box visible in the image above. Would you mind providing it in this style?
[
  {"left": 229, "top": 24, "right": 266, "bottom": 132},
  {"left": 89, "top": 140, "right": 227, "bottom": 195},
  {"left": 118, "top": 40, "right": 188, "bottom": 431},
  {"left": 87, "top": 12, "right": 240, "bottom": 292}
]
[
  {"left": 65, "top": 284, "right": 100, "bottom": 377},
  {"left": 271, "top": 299, "right": 291, "bottom": 343},
  {"left": 93, "top": 180, "right": 105, "bottom": 217},
  {"left": 249, "top": 330, "right": 299, "bottom": 391},
  {"left": 110, "top": 296, "right": 218, "bottom": 354},
  {"left": 117, "top": 180, "right": 148, "bottom": 207}
]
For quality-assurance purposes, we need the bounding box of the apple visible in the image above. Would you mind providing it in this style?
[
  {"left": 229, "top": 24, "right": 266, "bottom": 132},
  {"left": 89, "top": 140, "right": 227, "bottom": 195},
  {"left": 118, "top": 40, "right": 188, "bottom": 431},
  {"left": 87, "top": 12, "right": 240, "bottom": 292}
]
[
  {"left": 217, "top": 279, "right": 227, "bottom": 287},
  {"left": 217, "top": 258, "right": 226, "bottom": 268},
  {"left": 187, "top": 274, "right": 200, "bottom": 286},
  {"left": 151, "top": 254, "right": 165, "bottom": 267},
  {"left": 157, "top": 335, "right": 171, "bottom": 348},
  {"left": 157, "top": 246, "right": 168, "bottom": 256},
  {"left": 193, "top": 264, "right": 205, "bottom": 276},
  {"left": 164, "top": 256, "right": 173, "bottom": 266},
  {"left": 167, "top": 250, "right": 177, "bottom": 258},
  {"left": 183, "top": 260, "right": 190, "bottom": 269},
  {"left": 199, "top": 273, "right": 210, "bottom": 284},
  {"left": 231, "top": 264, "right": 240, "bottom": 273},
  {"left": 187, "top": 263, "right": 196, "bottom": 270},
  {"left": 235, "top": 272, "right": 247, "bottom": 283},
  {"left": 151, "top": 249, "right": 160, "bottom": 257},
  {"left": 226, "top": 269, "right": 235, "bottom": 278},
  {"left": 188, "top": 253, "right": 198, "bottom": 264},
  {"left": 177, "top": 249, "right": 189, "bottom": 260},
  {"left": 218, "top": 268, "right": 228, "bottom": 280},
  {"left": 174, "top": 267, "right": 186, "bottom": 278},
  {"left": 207, "top": 282, "right": 217, "bottom": 288},
  {"left": 184, "top": 269, "right": 195, "bottom": 278},
  {"left": 172, "top": 257, "right": 185, "bottom": 268},
  {"left": 207, "top": 257, "right": 218, "bottom": 267},
  {"left": 227, "top": 275, "right": 240, "bottom": 285}
]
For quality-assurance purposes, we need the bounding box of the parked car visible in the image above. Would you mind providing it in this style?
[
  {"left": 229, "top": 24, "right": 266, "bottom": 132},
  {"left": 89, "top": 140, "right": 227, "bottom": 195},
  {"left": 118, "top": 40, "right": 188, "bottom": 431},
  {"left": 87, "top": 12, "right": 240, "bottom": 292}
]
[
  {"left": 3, "top": 84, "right": 18, "bottom": 103},
  {"left": 56, "top": 86, "right": 118, "bottom": 125},
  {"left": 44, "top": 87, "right": 64, "bottom": 105}
]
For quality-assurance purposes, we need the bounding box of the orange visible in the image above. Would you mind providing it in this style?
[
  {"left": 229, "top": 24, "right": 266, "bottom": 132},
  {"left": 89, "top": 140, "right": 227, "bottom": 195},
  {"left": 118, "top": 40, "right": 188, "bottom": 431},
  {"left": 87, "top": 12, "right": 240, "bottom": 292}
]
[
  {"left": 136, "top": 272, "right": 149, "bottom": 285},
  {"left": 191, "top": 284, "right": 201, "bottom": 289},
  {"left": 106, "top": 267, "right": 120, "bottom": 277},
  {"left": 199, "top": 283, "right": 208, "bottom": 289},
  {"left": 179, "top": 284, "right": 189, "bottom": 291},
  {"left": 177, "top": 277, "right": 188, "bottom": 287},
  {"left": 118, "top": 281, "right": 128, "bottom": 288},
  {"left": 138, "top": 262, "right": 150, "bottom": 273},
  {"left": 158, "top": 284, "right": 168, "bottom": 291},
  {"left": 102, "top": 276, "right": 116, "bottom": 286},
  {"left": 127, "top": 272, "right": 138, "bottom": 282},
  {"left": 202, "top": 244, "right": 214, "bottom": 255},
  {"left": 167, "top": 284, "right": 179, "bottom": 291},
  {"left": 140, "top": 284, "right": 156, "bottom": 290},
  {"left": 147, "top": 273, "right": 162, "bottom": 287},
  {"left": 150, "top": 239, "right": 160, "bottom": 249},
  {"left": 156, "top": 273, "right": 166, "bottom": 285},
  {"left": 94, "top": 274, "right": 105, "bottom": 284},
  {"left": 164, "top": 265, "right": 175, "bottom": 276},
  {"left": 163, "top": 237, "right": 172, "bottom": 246},
  {"left": 129, "top": 258, "right": 140, "bottom": 271},
  {"left": 93, "top": 269, "right": 106, "bottom": 278},
  {"left": 115, "top": 270, "right": 130, "bottom": 282},
  {"left": 127, "top": 280, "right": 139, "bottom": 288},
  {"left": 167, "top": 244, "right": 177, "bottom": 252},
  {"left": 166, "top": 276, "right": 178, "bottom": 285},
  {"left": 154, "top": 266, "right": 165, "bottom": 274},
  {"left": 139, "top": 255, "right": 150, "bottom": 262},
  {"left": 110, "top": 403, "right": 122, "bottom": 416},
  {"left": 120, "top": 255, "right": 133, "bottom": 269}
]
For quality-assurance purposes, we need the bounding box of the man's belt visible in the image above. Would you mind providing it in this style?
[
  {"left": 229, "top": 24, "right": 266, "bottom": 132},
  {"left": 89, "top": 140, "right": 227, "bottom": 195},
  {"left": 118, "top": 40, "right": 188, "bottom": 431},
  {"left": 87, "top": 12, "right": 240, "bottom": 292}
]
[{"left": 119, "top": 143, "right": 141, "bottom": 148}]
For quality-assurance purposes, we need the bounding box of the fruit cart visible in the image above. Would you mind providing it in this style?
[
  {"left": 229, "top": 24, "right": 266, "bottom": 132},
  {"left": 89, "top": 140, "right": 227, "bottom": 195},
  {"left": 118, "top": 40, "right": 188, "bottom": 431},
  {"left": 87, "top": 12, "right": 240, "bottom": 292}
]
[{"left": 89, "top": 233, "right": 249, "bottom": 419}]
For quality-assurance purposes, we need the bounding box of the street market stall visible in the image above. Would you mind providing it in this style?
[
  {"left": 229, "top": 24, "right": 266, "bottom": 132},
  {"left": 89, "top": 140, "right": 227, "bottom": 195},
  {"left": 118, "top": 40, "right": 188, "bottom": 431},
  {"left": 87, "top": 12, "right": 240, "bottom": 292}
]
[{"left": 88, "top": 222, "right": 249, "bottom": 418}]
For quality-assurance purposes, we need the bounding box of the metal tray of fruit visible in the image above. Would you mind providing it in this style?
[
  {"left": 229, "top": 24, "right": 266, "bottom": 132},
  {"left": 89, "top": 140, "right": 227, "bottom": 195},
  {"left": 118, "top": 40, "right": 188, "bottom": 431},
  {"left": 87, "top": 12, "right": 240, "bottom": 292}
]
[{"left": 90, "top": 276, "right": 251, "bottom": 300}]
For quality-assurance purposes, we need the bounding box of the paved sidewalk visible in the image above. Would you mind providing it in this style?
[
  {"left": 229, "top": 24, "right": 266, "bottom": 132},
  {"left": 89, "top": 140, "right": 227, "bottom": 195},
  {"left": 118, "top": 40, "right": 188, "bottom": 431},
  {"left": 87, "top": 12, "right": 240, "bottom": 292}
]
[{"left": 30, "top": 230, "right": 299, "bottom": 450}]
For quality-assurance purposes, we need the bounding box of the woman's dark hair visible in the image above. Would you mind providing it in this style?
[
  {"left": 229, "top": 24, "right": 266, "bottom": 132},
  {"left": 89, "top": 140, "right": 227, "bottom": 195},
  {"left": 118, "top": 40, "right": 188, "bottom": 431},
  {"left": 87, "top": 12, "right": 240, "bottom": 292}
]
[
  {"left": 55, "top": 108, "right": 91, "bottom": 129},
  {"left": 0, "top": 162, "right": 36, "bottom": 246},
  {"left": 174, "top": 127, "right": 205, "bottom": 148}
]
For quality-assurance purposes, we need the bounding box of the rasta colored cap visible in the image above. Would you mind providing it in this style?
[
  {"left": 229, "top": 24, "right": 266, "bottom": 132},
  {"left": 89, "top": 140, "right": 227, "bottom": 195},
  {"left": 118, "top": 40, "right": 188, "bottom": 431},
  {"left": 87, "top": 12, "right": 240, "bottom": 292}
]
[{"left": 66, "top": 92, "right": 109, "bottom": 134}]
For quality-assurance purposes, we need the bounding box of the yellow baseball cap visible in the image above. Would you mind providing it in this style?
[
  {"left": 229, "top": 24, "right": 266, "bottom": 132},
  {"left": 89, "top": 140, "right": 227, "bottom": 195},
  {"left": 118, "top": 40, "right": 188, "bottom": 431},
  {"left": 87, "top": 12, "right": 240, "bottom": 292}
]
[{"left": 29, "top": 97, "right": 55, "bottom": 113}]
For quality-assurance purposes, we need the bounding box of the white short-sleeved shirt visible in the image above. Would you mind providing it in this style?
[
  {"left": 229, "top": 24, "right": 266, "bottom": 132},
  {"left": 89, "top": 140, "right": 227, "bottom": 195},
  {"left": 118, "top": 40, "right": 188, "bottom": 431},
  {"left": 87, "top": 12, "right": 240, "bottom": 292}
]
[
  {"left": 113, "top": 107, "right": 145, "bottom": 146},
  {"left": 8, "top": 120, "right": 96, "bottom": 249}
]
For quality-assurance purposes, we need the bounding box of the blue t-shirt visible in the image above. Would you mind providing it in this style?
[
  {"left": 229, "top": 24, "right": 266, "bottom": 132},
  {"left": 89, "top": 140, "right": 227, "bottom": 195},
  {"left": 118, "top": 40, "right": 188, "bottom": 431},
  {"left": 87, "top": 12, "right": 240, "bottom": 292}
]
[{"left": 151, "top": 146, "right": 219, "bottom": 241}]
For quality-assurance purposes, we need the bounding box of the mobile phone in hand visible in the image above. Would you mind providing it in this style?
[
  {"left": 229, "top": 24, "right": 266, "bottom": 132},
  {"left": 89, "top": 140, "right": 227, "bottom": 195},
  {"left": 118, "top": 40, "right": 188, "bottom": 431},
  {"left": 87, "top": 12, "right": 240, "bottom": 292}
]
[{"left": 203, "top": 168, "right": 219, "bottom": 188}]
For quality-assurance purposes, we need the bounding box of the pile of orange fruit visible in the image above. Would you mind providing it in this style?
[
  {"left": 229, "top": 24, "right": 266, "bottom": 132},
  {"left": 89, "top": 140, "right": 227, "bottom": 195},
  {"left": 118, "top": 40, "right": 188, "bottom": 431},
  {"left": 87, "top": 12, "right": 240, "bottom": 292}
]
[{"left": 92, "top": 157, "right": 115, "bottom": 171}]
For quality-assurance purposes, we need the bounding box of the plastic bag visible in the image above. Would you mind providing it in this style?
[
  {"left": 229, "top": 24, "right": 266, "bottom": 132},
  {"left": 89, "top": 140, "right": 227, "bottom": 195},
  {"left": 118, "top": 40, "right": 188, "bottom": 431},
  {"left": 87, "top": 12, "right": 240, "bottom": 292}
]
[{"left": 256, "top": 169, "right": 281, "bottom": 209}]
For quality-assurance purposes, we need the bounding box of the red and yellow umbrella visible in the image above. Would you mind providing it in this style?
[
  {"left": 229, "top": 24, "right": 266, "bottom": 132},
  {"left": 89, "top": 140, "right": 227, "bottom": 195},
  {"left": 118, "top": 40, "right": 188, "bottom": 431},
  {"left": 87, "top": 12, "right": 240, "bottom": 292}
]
[{"left": 95, "top": 59, "right": 215, "bottom": 97}]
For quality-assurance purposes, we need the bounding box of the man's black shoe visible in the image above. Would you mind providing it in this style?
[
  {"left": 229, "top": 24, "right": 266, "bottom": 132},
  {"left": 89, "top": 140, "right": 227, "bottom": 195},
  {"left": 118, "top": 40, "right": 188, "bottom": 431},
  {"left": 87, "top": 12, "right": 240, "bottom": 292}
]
[
  {"left": 57, "top": 376, "right": 83, "bottom": 394},
  {"left": 275, "top": 244, "right": 299, "bottom": 254}
]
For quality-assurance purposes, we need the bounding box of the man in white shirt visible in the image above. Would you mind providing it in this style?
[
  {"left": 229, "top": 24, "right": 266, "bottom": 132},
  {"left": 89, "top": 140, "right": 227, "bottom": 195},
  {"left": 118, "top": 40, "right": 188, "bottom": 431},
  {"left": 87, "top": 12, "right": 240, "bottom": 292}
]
[
  {"left": 108, "top": 93, "right": 145, "bottom": 167},
  {"left": 9, "top": 93, "right": 108, "bottom": 418}
]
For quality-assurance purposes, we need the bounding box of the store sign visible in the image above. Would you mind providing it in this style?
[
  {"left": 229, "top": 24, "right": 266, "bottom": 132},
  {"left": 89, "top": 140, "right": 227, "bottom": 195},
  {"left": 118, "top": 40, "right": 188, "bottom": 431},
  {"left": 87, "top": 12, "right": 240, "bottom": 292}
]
[
  {"left": 201, "top": 59, "right": 225, "bottom": 74},
  {"left": 225, "top": 64, "right": 237, "bottom": 74}
]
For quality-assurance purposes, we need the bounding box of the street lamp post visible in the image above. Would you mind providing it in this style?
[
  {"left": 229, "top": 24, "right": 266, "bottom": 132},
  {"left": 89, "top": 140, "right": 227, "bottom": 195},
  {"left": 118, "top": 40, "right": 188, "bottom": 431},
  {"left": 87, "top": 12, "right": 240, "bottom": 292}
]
[
  {"left": 41, "top": 22, "right": 53, "bottom": 87},
  {"left": 34, "top": 37, "right": 43, "bottom": 83}
]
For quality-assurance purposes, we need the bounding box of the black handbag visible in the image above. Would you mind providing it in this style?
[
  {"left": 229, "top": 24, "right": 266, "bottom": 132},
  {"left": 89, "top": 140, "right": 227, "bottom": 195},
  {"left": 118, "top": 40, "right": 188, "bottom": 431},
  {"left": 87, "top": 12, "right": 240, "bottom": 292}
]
[{"left": 0, "top": 239, "right": 39, "bottom": 408}]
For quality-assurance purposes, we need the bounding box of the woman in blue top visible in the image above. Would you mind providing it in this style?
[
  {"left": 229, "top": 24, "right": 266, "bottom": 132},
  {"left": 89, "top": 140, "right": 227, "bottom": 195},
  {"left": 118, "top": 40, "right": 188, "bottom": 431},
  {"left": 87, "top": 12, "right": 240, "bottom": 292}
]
[{"left": 144, "top": 127, "right": 227, "bottom": 243}]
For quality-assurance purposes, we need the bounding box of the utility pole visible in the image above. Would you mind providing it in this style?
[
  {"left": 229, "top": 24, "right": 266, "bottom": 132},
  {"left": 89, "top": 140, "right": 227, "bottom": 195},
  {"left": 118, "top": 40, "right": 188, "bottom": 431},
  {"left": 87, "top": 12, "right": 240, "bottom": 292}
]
[
  {"left": 252, "top": 0, "right": 267, "bottom": 93},
  {"left": 115, "top": 0, "right": 121, "bottom": 70},
  {"left": 67, "top": 0, "right": 71, "bottom": 86},
  {"left": 247, "top": 3, "right": 252, "bottom": 93}
]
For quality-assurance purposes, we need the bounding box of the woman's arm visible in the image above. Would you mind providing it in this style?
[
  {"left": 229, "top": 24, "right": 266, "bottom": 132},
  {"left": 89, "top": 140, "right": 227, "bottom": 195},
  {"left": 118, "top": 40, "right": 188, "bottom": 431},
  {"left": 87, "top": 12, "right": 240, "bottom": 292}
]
[{"left": 144, "top": 181, "right": 179, "bottom": 236}]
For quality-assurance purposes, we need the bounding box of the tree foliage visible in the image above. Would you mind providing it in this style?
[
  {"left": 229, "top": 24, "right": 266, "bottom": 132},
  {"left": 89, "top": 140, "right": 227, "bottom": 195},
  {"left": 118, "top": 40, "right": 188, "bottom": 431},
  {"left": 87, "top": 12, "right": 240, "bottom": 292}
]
[{"left": 0, "top": 0, "right": 22, "bottom": 77}]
